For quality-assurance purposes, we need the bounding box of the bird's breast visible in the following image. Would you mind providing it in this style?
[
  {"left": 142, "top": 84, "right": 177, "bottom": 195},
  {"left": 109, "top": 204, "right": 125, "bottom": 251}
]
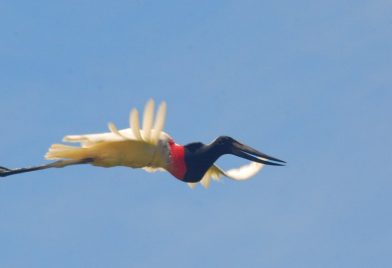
[{"left": 167, "top": 139, "right": 187, "bottom": 180}]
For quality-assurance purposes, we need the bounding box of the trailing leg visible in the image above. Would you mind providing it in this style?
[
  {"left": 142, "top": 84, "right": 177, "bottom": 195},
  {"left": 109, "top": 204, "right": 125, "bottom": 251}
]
[{"left": 0, "top": 158, "right": 93, "bottom": 178}]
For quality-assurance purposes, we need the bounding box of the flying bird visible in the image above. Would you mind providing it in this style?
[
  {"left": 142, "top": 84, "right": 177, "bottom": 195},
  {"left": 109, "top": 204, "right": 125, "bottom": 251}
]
[{"left": 0, "top": 99, "right": 285, "bottom": 188}]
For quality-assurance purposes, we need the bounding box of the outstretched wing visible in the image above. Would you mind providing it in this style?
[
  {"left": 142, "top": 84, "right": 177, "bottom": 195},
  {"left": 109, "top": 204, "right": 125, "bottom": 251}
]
[
  {"left": 61, "top": 99, "right": 169, "bottom": 147},
  {"left": 188, "top": 162, "right": 264, "bottom": 189}
]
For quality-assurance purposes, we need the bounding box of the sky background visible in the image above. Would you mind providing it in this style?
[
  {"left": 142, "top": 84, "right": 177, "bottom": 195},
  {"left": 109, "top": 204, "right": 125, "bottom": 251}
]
[{"left": 1, "top": 0, "right": 391, "bottom": 267}]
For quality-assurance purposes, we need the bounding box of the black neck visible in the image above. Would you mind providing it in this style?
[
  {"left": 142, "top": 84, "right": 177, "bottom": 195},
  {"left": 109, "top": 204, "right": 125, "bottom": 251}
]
[{"left": 182, "top": 141, "right": 226, "bottom": 182}]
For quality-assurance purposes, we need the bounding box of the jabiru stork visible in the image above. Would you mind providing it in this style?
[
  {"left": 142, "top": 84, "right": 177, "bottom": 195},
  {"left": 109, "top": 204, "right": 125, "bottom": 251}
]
[{"left": 0, "top": 99, "right": 285, "bottom": 188}]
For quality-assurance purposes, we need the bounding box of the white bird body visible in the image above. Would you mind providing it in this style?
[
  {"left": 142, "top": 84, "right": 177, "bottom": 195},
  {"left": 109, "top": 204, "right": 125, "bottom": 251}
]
[
  {"left": 49, "top": 129, "right": 172, "bottom": 169},
  {"left": 45, "top": 100, "right": 171, "bottom": 169}
]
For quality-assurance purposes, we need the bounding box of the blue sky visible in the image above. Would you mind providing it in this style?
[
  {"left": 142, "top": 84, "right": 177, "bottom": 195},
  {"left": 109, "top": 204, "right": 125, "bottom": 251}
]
[{"left": 1, "top": 0, "right": 391, "bottom": 267}]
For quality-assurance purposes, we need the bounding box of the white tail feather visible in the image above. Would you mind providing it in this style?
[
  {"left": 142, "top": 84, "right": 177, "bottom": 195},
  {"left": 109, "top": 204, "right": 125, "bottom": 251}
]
[{"left": 45, "top": 144, "right": 88, "bottom": 160}]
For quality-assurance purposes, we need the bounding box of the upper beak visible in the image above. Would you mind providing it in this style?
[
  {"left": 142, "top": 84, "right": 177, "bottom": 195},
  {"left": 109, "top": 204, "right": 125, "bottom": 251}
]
[{"left": 230, "top": 140, "right": 286, "bottom": 166}]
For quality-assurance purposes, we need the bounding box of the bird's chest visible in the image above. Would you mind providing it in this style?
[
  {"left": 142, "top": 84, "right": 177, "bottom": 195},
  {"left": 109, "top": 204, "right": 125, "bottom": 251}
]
[
  {"left": 183, "top": 161, "right": 210, "bottom": 182},
  {"left": 183, "top": 157, "right": 211, "bottom": 182}
]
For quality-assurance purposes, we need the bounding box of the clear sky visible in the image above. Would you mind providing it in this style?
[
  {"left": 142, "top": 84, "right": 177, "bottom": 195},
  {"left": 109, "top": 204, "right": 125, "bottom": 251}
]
[{"left": 1, "top": 1, "right": 391, "bottom": 267}]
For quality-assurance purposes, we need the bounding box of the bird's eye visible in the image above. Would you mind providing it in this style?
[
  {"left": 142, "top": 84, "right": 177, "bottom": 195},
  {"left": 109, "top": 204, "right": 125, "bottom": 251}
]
[{"left": 216, "top": 136, "right": 231, "bottom": 146}]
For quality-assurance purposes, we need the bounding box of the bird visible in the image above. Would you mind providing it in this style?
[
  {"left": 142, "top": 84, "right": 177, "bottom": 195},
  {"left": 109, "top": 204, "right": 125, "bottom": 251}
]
[{"left": 0, "top": 99, "right": 285, "bottom": 188}]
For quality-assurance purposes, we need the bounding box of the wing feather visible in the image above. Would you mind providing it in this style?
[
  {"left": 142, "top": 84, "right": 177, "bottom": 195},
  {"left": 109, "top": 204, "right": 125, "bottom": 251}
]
[
  {"left": 142, "top": 99, "right": 154, "bottom": 142},
  {"left": 108, "top": 122, "right": 128, "bottom": 140},
  {"left": 63, "top": 99, "right": 172, "bottom": 147},
  {"left": 225, "top": 162, "right": 264, "bottom": 180},
  {"left": 130, "top": 108, "right": 143, "bottom": 141},
  {"left": 188, "top": 183, "right": 197, "bottom": 189},
  {"left": 151, "top": 101, "right": 167, "bottom": 145},
  {"left": 189, "top": 162, "right": 264, "bottom": 188}
]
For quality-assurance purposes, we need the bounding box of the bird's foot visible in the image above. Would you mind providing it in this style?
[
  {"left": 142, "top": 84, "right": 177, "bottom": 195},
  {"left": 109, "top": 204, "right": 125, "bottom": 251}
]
[
  {"left": 0, "top": 166, "right": 11, "bottom": 171},
  {"left": 0, "top": 166, "right": 12, "bottom": 177}
]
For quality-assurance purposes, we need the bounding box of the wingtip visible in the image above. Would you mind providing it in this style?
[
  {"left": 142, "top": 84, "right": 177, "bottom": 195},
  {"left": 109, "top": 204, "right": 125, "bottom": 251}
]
[
  {"left": 151, "top": 100, "right": 167, "bottom": 144},
  {"left": 142, "top": 99, "right": 155, "bottom": 141},
  {"left": 188, "top": 183, "right": 197, "bottom": 189},
  {"left": 147, "top": 98, "right": 155, "bottom": 105}
]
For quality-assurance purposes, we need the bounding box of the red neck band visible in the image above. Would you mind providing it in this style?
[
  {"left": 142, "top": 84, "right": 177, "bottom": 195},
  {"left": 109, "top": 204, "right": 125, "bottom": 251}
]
[{"left": 168, "top": 139, "right": 187, "bottom": 180}]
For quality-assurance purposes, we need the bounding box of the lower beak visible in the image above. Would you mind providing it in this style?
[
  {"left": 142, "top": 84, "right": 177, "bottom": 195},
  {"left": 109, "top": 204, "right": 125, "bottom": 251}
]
[{"left": 231, "top": 141, "right": 286, "bottom": 166}]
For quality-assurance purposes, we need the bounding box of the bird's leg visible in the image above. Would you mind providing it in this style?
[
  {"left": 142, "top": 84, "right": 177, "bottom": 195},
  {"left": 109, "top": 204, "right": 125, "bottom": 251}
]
[
  {"left": 0, "top": 166, "right": 11, "bottom": 172},
  {"left": 0, "top": 158, "right": 93, "bottom": 178}
]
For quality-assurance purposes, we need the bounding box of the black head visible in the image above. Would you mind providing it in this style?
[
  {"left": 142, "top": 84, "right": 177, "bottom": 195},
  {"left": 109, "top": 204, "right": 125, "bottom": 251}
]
[
  {"left": 182, "top": 136, "right": 285, "bottom": 182},
  {"left": 210, "top": 136, "right": 286, "bottom": 166},
  {"left": 208, "top": 136, "right": 239, "bottom": 156}
]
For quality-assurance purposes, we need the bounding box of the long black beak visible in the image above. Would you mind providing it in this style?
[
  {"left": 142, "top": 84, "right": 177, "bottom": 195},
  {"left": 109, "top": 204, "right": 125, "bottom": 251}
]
[{"left": 230, "top": 140, "right": 286, "bottom": 166}]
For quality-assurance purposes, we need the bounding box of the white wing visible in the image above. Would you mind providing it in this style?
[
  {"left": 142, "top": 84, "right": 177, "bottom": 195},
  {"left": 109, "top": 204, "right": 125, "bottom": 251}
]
[
  {"left": 142, "top": 99, "right": 154, "bottom": 142},
  {"left": 188, "top": 162, "right": 264, "bottom": 189},
  {"left": 130, "top": 108, "right": 143, "bottom": 141},
  {"left": 151, "top": 101, "right": 167, "bottom": 145},
  {"left": 63, "top": 100, "right": 171, "bottom": 148},
  {"left": 225, "top": 162, "right": 264, "bottom": 180}
]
